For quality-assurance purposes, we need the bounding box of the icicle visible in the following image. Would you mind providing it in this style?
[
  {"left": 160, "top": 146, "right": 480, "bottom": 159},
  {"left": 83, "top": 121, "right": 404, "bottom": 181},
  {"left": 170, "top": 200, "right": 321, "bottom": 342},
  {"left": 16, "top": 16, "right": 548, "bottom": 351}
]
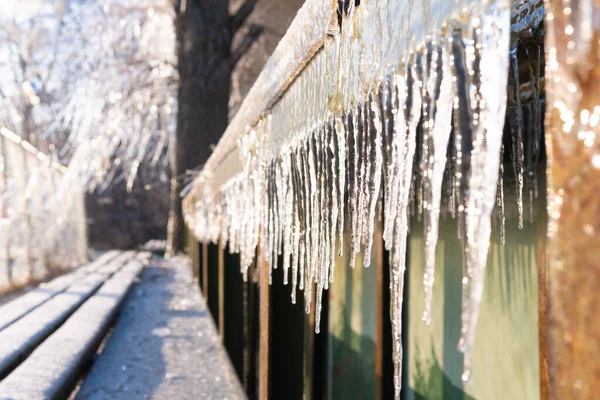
[
  {"left": 423, "top": 41, "right": 454, "bottom": 325},
  {"left": 290, "top": 149, "right": 302, "bottom": 303},
  {"left": 363, "top": 91, "right": 384, "bottom": 267},
  {"left": 458, "top": 5, "right": 510, "bottom": 383},
  {"left": 282, "top": 154, "right": 293, "bottom": 285},
  {"left": 266, "top": 163, "right": 275, "bottom": 285},
  {"left": 450, "top": 98, "right": 461, "bottom": 226},
  {"left": 303, "top": 136, "right": 313, "bottom": 302},
  {"left": 496, "top": 144, "right": 506, "bottom": 245},
  {"left": 276, "top": 159, "right": 285, "bottom": 258},
  {"left": 272, "top": 162, "right": 281, "bottom": 273},
  {"left": 350, "top": 106, "right": 362, "bottom": 268},
  {"left": 524, "top": 41, "right": 542, "bottom": 221},
  {"left": 383, "top": 74, "right": 403, "bottom": 252},
  {"left": 315, "top": 128, "right": 327, "bottom": 333},
  {"left": 382, "top": 78, "right": 397, "bottom": 249},
  {"left": 418, "top": 44, "right": 432, "bottom": 229},
  {"left": 189, "top": 1, "right": 517, "bottom": 394},
  {"left": 305, "top": 133, "right": 318, "bottom": 314},
  {"left": 272, "top": 163, "right": 279, "bottom": 280},
  {"left": 359, "top": 101, "right": 372, "bottom": 252},
  {"left": 346, "top": 111, "right": 355, "bottom": 261},
  {"left": 450, "top": 22, "right": 475, "bottom": 245},
  {"left": 508, "top": 45, "right": 525, "bottom": 229},
  {"left": 335, "top": 117, "right": 346, "bottom": 257},
  {"left": 298, "top": 145, "right": 309, "bottom": 293},
  {"left": 389, "top": 63, "right": 422, "bottom": 399},
  {"left": 330, "top": 120, "right": 341, "bottom": 282},
  {"left": 444, "top": 127, "right": 456, "bottom": 220}
]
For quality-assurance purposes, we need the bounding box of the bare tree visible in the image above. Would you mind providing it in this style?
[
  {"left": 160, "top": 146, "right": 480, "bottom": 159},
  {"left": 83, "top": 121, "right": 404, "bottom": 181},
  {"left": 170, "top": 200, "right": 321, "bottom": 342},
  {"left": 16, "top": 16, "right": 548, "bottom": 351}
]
[
  {"left": 54, "top": 0, "right": 177, "bottom": 191},
  {"left": 0, "top": 0, "right": 73, "bottom": 148},
  {"left": 0, "top": 0, "right": 179, "bottom": 250},
  {"left": 165, "top": 0, "right": 260, "bottom": 255},
  {"left": 0, "top": 0, "right": 301, "bottom": 253},
  {"left": 0, "top": 0, "right": 177, "bottom": 189}
]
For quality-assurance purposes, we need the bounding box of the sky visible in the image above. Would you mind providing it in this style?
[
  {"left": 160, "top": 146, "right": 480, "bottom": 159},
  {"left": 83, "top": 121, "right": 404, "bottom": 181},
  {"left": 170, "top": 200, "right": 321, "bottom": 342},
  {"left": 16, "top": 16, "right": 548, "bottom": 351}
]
[{"left": 0, "top": 0, "right": 47, "bottom": 20}]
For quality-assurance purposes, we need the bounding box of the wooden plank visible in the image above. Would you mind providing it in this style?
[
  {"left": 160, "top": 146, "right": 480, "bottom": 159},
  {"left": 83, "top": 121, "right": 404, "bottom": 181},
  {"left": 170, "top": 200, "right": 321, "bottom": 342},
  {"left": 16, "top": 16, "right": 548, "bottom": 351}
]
[
  {"left": 202, "top": 242, "right": 208, "bottom": 296},
  {"left": 258, "top": 245, "right": 269, "bottom": 400},
  {"left": 0, "top": 250, "right": 121, "bottom": 332},
  {"left": 194, "top": 236, "right": 200, "bottom": 283},
  {"left": 0, "top": 253, "right": 150, "bottom": 400},
  {"left": 75, "top": 250, "right": 122, "bottom": 275},
  {"left": 218, "top": 236, "right": 225, "bottom": 339},
  {"left": 0, "top": 251, "right": 132, "bottom": 378},
  {"left": 304, "top": 291, "right": 315, "bottom": 400}
]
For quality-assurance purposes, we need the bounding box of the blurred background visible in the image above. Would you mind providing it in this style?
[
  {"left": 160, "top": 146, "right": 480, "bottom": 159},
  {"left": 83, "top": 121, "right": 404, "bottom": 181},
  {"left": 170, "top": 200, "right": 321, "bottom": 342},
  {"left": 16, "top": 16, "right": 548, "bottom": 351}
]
[{"left": 0, "top": 0, "right": 303, "bottom": 252}]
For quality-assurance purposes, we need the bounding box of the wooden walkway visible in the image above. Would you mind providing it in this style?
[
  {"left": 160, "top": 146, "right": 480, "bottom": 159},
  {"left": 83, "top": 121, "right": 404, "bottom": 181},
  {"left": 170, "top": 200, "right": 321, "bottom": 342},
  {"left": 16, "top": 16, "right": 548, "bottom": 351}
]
[
  {"left": 0, "top": 251, "right": 149, "bottom": 399},
  {"left": 0, "top": 251, "right": 243, "bottom": 400},
  {"left": 73, "top": 255, "right": 243, "bottom": 400}
]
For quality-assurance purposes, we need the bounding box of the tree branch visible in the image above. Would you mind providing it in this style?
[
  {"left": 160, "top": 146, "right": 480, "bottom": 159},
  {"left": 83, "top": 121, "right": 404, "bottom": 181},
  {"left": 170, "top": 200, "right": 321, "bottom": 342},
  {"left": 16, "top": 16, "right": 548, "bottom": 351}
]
[
  {"left": 229, "top": 0, "right": 259, "bottom": 34},
  {"left": 171, "top": 0, "right": 182, "bottom": 14},
  {"left": 229, "top": 24, "right": 263, "bottom": 69}
]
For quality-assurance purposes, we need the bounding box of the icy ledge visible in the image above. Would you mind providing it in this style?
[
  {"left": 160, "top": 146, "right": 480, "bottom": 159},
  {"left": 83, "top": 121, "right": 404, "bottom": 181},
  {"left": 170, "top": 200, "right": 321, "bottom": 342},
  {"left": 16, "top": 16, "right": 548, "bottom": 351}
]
[{"left": 184, "top": 0, "right": 543, "bottom": 397}]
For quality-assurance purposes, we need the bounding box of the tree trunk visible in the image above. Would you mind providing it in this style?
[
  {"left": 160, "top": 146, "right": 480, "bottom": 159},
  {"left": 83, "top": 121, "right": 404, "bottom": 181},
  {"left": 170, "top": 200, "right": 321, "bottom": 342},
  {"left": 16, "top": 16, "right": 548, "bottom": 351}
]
[{"left": 166, "top": 0, "right": 231, "bottom": 256}]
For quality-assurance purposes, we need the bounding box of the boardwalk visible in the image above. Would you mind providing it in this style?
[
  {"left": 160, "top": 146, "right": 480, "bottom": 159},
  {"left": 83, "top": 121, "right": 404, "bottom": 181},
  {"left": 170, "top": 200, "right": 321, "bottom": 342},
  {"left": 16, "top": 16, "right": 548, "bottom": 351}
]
[
  {"left": 0, "top": 253, "right": 243, "bottom": 400},
  {"left": 73, "top": 256, "right": 243, "bottom": 400}
]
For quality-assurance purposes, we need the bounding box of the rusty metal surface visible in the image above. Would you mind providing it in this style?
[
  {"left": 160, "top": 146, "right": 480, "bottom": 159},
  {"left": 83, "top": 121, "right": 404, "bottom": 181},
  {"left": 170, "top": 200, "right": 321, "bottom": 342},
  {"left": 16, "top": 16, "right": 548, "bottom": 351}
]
[
  {"left": 545, "top": 0, "right": 600, "bottom": 398},
  {"left": 537, "top": 161, "right": 550, "bottom": 400}
]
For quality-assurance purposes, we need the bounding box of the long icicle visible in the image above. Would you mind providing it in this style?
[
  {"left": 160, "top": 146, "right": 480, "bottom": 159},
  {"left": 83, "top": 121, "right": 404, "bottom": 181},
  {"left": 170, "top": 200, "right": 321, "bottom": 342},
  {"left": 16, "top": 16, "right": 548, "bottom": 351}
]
[
  {"left": 389, "top": 62, "right": 422, "bottom": 399},
  {"left": 363, "top": 91, "right": 384, "bottom": 266},
  {"left": 508, "top": 44, "right": 525, "bottom": 229},
  {"left": 423, "top": 40, "right": 455, "bottom": 325},
  {"left": 458, "top": 4, "right": 510, "bottom": 382}
]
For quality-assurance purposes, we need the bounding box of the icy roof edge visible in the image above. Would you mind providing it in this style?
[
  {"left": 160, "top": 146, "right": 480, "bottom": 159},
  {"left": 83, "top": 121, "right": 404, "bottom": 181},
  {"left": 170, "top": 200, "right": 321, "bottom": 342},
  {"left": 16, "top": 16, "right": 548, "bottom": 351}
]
[
  {"left": 188, "top": 0, "right": 543, "bottom": 200},
  {"left": 198, "top": 0, "right": 336, "bottom": 187}
]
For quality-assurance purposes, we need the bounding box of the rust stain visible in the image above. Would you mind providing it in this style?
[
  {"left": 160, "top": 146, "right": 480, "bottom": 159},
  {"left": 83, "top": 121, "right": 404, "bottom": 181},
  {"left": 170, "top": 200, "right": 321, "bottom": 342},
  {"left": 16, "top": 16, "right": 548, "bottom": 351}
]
[{"left": 546, "top": 0, "right": 600, "bottom": 398}]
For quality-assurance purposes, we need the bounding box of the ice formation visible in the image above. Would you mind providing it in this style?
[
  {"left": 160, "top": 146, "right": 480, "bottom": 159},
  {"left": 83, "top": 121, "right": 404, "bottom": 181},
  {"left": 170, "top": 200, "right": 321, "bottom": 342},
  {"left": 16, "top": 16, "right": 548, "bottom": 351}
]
[{"left": 184, "top": 0, "right": 544, "bottom": 396}]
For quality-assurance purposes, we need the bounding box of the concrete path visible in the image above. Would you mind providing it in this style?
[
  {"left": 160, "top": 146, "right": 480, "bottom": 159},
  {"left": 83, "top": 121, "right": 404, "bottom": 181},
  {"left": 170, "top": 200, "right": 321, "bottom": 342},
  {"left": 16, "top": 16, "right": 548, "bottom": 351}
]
[{"left": 73, "top": 256, "right": 244, "bottom": 400}]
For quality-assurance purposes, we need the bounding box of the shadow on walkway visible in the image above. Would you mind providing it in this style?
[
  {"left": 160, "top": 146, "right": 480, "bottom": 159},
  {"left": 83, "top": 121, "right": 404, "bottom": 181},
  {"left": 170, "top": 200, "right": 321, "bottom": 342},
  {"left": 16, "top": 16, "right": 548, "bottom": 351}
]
[{"left": 73, "top": 256, "right": 243, "bottom": 400}]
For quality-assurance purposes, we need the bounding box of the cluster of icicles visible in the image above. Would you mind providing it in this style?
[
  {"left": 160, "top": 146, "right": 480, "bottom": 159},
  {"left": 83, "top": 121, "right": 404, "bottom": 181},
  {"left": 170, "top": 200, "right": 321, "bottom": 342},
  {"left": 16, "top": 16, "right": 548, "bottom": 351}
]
[{"left": 190, "top": 1, "right": 544, "bottom": 397}]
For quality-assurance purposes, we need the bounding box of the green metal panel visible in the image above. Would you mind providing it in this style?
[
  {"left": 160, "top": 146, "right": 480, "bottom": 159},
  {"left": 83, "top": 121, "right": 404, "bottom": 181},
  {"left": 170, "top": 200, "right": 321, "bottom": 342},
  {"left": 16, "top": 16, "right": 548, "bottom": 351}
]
[
  {"left": 405, "top": 212, "right": 540, "bottom": 399},
  {"left": 327, "top": 229, "right": 380, "bottom": 399}
]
